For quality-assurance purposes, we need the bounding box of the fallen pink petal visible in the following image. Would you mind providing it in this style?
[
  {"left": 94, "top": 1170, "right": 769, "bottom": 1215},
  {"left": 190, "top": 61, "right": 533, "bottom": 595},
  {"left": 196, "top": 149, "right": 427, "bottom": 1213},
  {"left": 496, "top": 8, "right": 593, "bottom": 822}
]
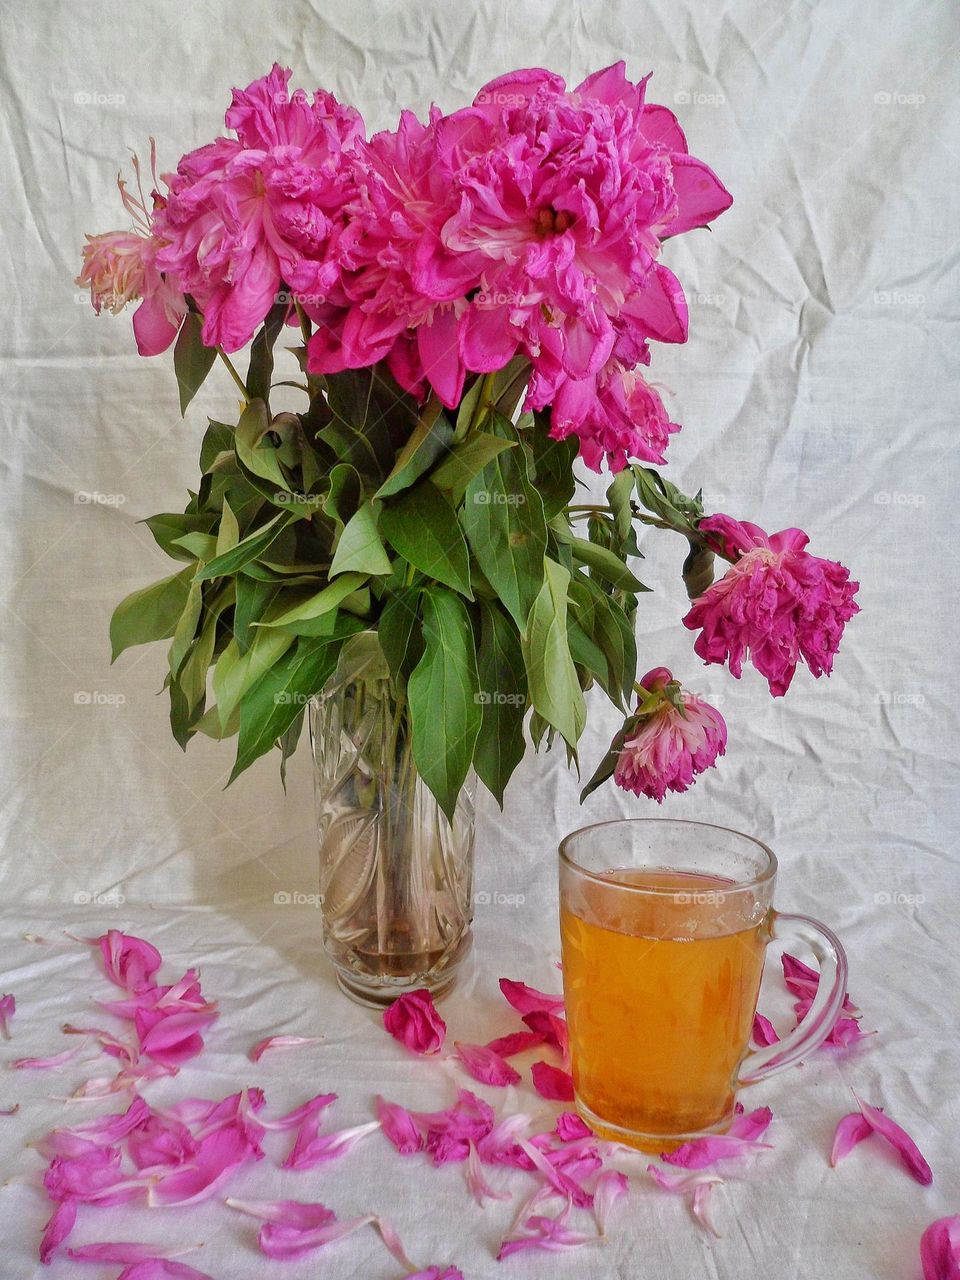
[
  {"left": 282, "top": 1119, "right": 380, "bottom": 1171},
  {"left": 454, "top": 1041, "right": 522, "bottom": 1087},
  {"left": 466, "top": 1143, "right": 511, "bottom": 1205},
  {"left": 920, "top": 1215, "right": 960, "bottom": 1280},
  {"left": 830, "top": 1112, "right": 874, "bottom": 1166},
  {"left": 409, "top": 1270, "right": 465, "bottom": 1280},
  {"left": 0, "top": 992, "right": 14, "bottom": 1039},
  {"left": 485, "top": 1030, "right": 546, "bottom": 1058},
  {"left": 39, "top": 1198, "right": 78, "bottom": 1264},
  {"left": 67, "top": 1243, "right": 200, "bottom": 1263},
  {"left": 115, "top": 1264, "right": 213, "bottom": 1280},
  {"left": 593, "top": 1170, "right": 629, "bottom": 1233},
  {"left": 647, "top": 1163, "right": 723, "bottom": 1236},
  {"left": 376, "top": 1095, "right": 424, "bottom": 1155},
  {"left": 382, "top": 989, "right": 446, "bottom": 1055},
  {"left": 498, "top": 979, "right": 566, "bottom": 1018},
  {"left": 12, "top": 1044, "right": 86, "bottom": 1070},
  {"left": 226, "top": 1197, "right": 337, "bottom": 1229},
  {"left": 555, "top": 1113, "right": 593, "bottom": 1142},
  {"left": 97, "top": 931, "right": 163, "bottom": 993},
  {"left": 531, "top": 1061, "right": 575, "bottom": 1101},
  {"left": 497, "top": 1205, "right": 595, "bottom": 1259},
  {"left": 249, "top": 1034, "right": 322, "bottom": 1062},
  {"left": 752, "top": 1013, "right": 780, "bottom": 1047},
  {"left": 852, "top": 1094, "right": 933, "bottom": 1185}
]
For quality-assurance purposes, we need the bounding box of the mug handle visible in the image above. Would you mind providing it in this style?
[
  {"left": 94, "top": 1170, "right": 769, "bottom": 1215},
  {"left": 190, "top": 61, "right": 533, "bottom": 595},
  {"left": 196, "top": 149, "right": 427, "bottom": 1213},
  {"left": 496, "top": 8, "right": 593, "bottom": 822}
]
[{"left": 738, "top": 911, "right": 849, "bottom": 1085}]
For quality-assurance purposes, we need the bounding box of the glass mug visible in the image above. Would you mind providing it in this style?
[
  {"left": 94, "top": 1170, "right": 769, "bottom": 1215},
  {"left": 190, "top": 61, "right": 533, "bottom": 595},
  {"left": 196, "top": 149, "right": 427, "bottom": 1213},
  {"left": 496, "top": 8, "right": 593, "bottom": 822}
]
[{"left": 559, "top": 818, "right": 847, "bottom": 1152}]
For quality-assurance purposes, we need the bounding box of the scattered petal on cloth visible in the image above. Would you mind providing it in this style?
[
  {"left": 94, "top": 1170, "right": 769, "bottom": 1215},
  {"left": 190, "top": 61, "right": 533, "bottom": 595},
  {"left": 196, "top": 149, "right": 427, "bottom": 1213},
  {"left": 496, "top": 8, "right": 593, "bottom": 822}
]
[
  {"left": 282, "top": 1119, "right": 381, "bottom": 1171},
  {"left": 147, "top": 1123, "right": 262, "bottom": 1206},
  {"left": 408, "top": 1269, "right": 464, "bottom": 1280},
  {"left": 454, "top": 1041, "right": 522, "bottom": 1087},
  {"left": 13, "top": 1045, "right": 86, "bottom": 1070},
  {"left": 830, "top": 1112, "right": 874, "bottom": 1167},
  {"left": 555, "top": 1113, "right": 592, "bottom": 1142},
  {"left": 531, "top": 1061, "right": 575, "bottom": 1101},
  {"left": 39, "top": 1198, "right": 78, "bottom": 1263},
  {"left": 518, "top": 1139, "right": 594, "bottom": 1210},
  {"left": 376, "top": 1096, "right": 424, "bottom": 1155},
  {"left": 497, "top": 1205, "right": 595, "bottom": 1260},
  {"left": 225, "top": 1198, "right": 338, "bottom": 1229},
  {"left": 0, "top": 992, "right": 14, "bottom": 1039},
  {"left": 920, "top": 1215, "right": 960, "bottom": 1280},
  {"left": 485, "top": 1031, "right": 546, "bottom": 1058},
  {"left": 97, "top": 932, "right": 163, "bottom": 993},
  {"left": 249, "top": 1035, "right": 322, "bottom": 1062},
  {"left": 228, "top": 1197, "right": 414, "bottom": 1267},
  {"left": 383, "top": 990, "right": 446, "bottom": 1055},
  {"left": 115, "top": 1264, "right": 213, "bottom": 1280},
  {"left": 498, "top": 979, "right": 565, "bottom": 1017},
  {"left": 67, "top": 1243, "right": 200, "bottom": 1263},
  {"left": 521, "top": 1011, "right": 569, "bottom": 1062},
  {"left": 593, "top": 1170, "right": 629, "bottom": 1233},
  {"left": 752, "top": 1013, "right": 780, "bottom": 1047},
  {"left": 647, "top": 1165, "right": 724, "bottom": 1237},
  {"left": 475, "top": 1114, "right": 535, "bottom": 1169},
  {"left": 258, "top": 1092, "right": 337, "bottom": 1132},
  {"left": 661, "top": 1108, "right": 774, "bottom": 1170},
  {"left": 845, "top": 1095, "right": 933, "bottom": 1185},
  {"left": 466, "top": 1143, "right": 511, "bottom": 1206}
]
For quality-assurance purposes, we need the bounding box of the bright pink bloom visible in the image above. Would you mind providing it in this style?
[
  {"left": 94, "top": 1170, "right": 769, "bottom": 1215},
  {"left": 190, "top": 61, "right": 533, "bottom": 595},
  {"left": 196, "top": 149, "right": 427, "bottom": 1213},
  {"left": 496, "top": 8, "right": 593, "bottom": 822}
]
[
  {"left": 613, "top": 667, "right": 727, "bottom": 802},
  {"left": 921, "top": 1216, "right": 960, "bottom": 1280},
  {"left": 531, "top": 1061, "right": 575, "bottom": 1101},
  {"left": 382, "top": 989, "right": 446, "bottom": 1055},
  {"left": 684, "top": 515, "right": 860, "bottom": 696},
  {"left": 498, "top": 978, "right": 565, "bottom": 1017},
  {"left": 454, "top": 1041, "right": 521, "bottom": 1087},
  {"left": 155, "top": 65, "right": 363, "bottom": 352}
]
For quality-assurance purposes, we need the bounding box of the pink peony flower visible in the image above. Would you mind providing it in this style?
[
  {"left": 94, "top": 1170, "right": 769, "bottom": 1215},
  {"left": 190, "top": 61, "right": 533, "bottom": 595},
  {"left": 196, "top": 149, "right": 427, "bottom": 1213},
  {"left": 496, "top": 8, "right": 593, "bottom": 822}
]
[
  {"left": 154, "top": 64, "right": 363, "bottom": 352},
  {"left": 683, "top": 515, "right": 860, "bottom": 696},
  {"left": 77, "top": 149, "right": 187, "bottom": 356},
  {"left": 613, "top": 667, "right": 727, "bottom": 802},
  {"left": 382, "top": 988, "right": 446, "bottom": 1055},
  {"left": 309, "top": 61, "right": 730, "bottom": 471}
]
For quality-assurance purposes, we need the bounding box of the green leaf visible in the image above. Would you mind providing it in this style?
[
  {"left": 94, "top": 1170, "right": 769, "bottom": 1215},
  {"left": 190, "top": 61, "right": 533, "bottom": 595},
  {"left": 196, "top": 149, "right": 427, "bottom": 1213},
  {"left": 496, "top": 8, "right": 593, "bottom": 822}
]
[
  {"left": 246, "top": 303, "right": 285, "bottom": 405},
  {"left": 380, "top": 481, "right": 472, "bottom": 597},
  {"left": 110, "top": 566, "right": 195, "bottom": 662},
  {"left": 320, "top": 367, "right": 417, "bottom": 482},
  {"left": 229, "top": 626, "right": 360, "bottom": 782},
  {"left": 462, "top": 415, "right": 546, "bottom": 627},
  {"left": 322, "top": 463, "right": 362, "bottom": 528},
  {"left": 179, "top": 585, "right": 233, "bottom": 712},
  {"left": 278, "top": 707, "right": 305, "bottom": 791},
  {"left": 431, "top": 432, "right": 516, "bottom": 505},
  {"left": 530, "top": 413, "right": 578, "bottom": 519},
  {"left": 234, "top": 399, "right": 290, "bottom": 491},
  {"left": 582, "top": 577, "right": 638, "bottom": 708},
  {"left": 168, "top": 577, "right": 204, "bottom": 676},
  {"left": 172, "top": 532, "right": 218, "bottom": 561},
  {"left": 632, "top": 466, "right": 704, "bottom": 533},
  {"left": 213, "top": 628, "right": 296, "bottom": 730},
  {"left": 473, "top": 601, "right": 526, "bottom": 806},
  {"left": 329, "top": 501, "right": 393, "bottom": 578},
  {"left": 378, "top": 586, "right": 423, "bottom": 692},
  {"left": 260, "top": 573, "right": 367, "bottom": 632},
  {"left": 200, "top": 420, "right": 234, "bottom": 472},
  {"left": 234, "top": 577, "right": 279, "bottom": 654},
  {"left": 682, "top": 541, "right": 716, "bottom": 600},
  {"left": 194, "top": 510, "right": 298, "bottom": 582},
  {"left": 606, "top": 470, "right": 635, "bottom": 544},
  {"left": 567, "top": 535, "right": 647, "bottom": 593},
  {"left": 174, "top": 312, "right": 217, "bottom": 416},
  {"left": 567, "top": 615, "right": 608, "bottom": 683},
  {"left": 408, "top": 587, "right": 482, "bottom": 823},
  {"left": 143, "top": 512, "right": 218, "bottom": 563},
  {"left": 521, "top": 557, "right": 585, "bottom": 750},
  {"left": 215, "top": 498, "right": 240, "bottom": 558},
  {"left": 376, "top": 398, "right": 454, "bottom": 498}
]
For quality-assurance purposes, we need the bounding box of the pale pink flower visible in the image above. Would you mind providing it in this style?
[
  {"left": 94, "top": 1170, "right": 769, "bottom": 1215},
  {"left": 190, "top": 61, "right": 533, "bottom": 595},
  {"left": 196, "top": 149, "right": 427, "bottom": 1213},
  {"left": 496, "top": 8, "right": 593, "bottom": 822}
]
[
  {"left": 613, "top": 667, "right": 727, "bottom": 802},
  {"left": 683, "top": 514, "right": 860, "bottom": 696},
  {"left": 76, "top": 150, "right": 187, "bottom": 356},
  {"left": 155, "top": 64, "right": 363, "bottom": 352},
  {"left": 382, "top": 988, "right": 446, "bottom": 1055}
]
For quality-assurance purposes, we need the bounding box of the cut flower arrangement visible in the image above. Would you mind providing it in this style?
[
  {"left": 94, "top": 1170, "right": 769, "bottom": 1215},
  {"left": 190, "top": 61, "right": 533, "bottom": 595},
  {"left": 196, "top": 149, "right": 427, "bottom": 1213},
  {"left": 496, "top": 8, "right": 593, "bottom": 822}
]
[{"left": 78, "top": 62, "right": 859, "bottom": 1000}]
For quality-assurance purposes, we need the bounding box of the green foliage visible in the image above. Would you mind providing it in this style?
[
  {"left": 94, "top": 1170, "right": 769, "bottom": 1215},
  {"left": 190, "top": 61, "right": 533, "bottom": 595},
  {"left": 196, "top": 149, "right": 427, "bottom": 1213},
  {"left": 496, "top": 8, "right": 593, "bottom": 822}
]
[{"left": 114, "top": 313, "right": 712, "bottom": 811}]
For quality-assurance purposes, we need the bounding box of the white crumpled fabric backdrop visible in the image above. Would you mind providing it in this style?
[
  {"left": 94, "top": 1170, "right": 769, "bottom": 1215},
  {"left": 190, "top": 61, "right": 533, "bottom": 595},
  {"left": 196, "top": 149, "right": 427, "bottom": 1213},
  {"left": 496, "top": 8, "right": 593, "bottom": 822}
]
[{"left": 0, "top": 1, "right": 957, "bottom": 1277}]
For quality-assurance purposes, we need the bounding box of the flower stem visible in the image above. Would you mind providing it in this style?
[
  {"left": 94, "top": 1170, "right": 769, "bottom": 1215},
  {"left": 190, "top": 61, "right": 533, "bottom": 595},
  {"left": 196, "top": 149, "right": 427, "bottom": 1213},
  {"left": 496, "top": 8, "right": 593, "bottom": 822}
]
[{"left": 217, "top": 349, "right": 248, "bottom": 400}]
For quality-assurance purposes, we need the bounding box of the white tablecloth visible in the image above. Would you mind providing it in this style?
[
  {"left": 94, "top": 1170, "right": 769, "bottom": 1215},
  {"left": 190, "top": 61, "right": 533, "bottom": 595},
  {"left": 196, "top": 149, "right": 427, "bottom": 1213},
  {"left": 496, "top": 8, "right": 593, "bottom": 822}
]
[{"left": 1, "top": 0, "right": 958, "bottom": 1276}]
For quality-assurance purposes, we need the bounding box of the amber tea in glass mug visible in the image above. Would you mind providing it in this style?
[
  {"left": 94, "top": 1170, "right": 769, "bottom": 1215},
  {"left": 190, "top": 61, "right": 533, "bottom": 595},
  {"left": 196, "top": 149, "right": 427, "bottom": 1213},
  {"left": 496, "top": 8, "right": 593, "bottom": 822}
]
[{"left": 559, "top": 819, "right": 847, "bottom": 1152}]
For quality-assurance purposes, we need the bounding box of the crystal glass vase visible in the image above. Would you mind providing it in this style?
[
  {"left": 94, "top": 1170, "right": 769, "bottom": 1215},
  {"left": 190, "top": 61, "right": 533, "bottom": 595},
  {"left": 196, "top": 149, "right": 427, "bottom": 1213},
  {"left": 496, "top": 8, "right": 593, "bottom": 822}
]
[{"left": 309, "top": 672, "right": 476, "bottom": 1007}]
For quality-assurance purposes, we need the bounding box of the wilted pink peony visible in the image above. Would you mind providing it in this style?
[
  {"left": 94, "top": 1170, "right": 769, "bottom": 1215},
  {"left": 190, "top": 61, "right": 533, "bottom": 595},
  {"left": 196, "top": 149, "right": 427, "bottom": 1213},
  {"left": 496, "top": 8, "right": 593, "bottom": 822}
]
[
  {"left": 154, "top": 65, "right": 363, "bottom": 352},
  {"left": 550, "top": 361, "right": 679, "bottom": 472},
  {"left": 613, "top": 667, "right": 727, "bottom": 802},
  {"left": 76, "top": 149, "right": 187, "bottom": 357},
  {"left": 683, "top": 515, "right": 860, "bottom": 696},
  {"left": 382, "top": 988, "right": 446, "bottom": 1055}
]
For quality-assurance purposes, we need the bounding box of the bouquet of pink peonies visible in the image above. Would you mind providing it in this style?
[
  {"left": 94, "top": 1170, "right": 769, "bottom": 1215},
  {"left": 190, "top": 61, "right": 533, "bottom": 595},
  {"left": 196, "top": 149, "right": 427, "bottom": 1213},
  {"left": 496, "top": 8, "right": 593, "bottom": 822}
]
[{"left": 79, "top": 62, "right": 859, "bottom": 818}]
